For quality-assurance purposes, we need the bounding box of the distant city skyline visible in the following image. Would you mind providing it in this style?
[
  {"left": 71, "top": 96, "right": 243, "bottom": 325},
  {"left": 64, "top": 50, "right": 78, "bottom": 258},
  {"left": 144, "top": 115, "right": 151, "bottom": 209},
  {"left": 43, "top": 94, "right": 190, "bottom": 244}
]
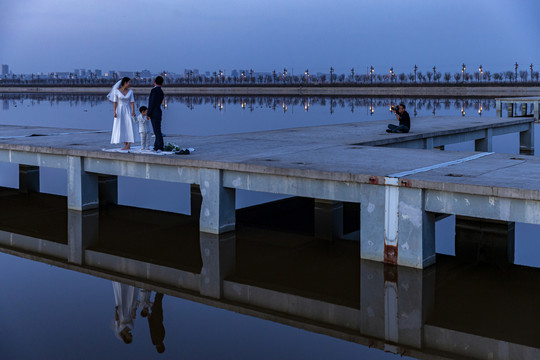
[{"left": 1, "top": 1, "right": 539, "bottom": 75}]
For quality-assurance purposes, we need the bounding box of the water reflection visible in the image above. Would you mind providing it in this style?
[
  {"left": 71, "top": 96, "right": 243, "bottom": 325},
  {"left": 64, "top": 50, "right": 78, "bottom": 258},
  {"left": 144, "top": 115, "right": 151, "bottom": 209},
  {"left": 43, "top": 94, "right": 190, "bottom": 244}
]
[
  {"left": 1, "top": 189, "right": 540, "bottom": 358},
  {"left": 0, "top": 93, "right": 503, "bottom": 117}
]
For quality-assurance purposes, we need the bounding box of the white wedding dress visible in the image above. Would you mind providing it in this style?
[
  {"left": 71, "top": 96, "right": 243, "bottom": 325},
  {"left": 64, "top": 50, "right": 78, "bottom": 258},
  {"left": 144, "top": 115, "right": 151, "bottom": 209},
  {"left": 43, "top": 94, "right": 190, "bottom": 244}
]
[{"left": 110, "top": 89, "right": 135, "bottom": 144}]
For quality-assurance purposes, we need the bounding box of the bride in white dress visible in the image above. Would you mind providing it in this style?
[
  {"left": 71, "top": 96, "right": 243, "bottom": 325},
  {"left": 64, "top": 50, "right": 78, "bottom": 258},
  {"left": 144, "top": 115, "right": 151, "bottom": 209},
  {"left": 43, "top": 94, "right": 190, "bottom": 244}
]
[{"left": 107, "top": 77, "right": 135, "bottom": 150}]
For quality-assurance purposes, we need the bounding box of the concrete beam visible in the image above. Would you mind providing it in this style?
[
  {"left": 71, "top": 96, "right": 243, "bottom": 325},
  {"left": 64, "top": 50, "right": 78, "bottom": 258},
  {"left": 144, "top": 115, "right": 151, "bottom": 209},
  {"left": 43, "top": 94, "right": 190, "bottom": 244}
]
[
  {"left": 223, "top": 171, "right": 363, "bottom": 203},
  {"left": 425, "top": 190, "right": 540, "bottom": 225},
  {"left": 84, "top": 157, "right": 199, "bottom": 184},
  {"left": 199, "top": 169, "right": 236, "bottom": 234}
]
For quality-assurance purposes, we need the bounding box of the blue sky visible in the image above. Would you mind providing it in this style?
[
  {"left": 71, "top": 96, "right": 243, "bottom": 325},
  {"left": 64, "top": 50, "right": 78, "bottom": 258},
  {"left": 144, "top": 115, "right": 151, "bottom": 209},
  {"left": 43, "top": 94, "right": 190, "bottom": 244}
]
[{"left": 1, "top": 0, "right": 539, "bottom": 75}]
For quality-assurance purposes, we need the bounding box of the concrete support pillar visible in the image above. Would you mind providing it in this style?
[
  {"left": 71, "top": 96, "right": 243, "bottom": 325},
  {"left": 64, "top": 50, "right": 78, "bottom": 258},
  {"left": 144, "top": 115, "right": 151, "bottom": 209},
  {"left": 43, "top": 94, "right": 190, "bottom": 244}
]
[
  {"left": 191, "top": 183, "right": 202, "bottom": 218},
  {"left": 67, "top": 156, "right": 99, "bottom": 211},
  {"left": 199, "top": 232, "right": 236, "bottom": 298},
  {"left": 360, "top": 184, "right": 385, "bottom": 263},
  {"left": 455, "top": 217, "right": 515, "bottom": 266},
  {"left": 314, "top": 199, "right": 343, "bottom": 240},
  {"left": 360, "top": 260, "right": 435, "bottom": 351},
  {"left": 360, "top": 183, "right": 436, "bottom": 268},
  {"left": 397, "top": 187, "right": 436, "bottom": 268},
  {"left": 519, "top": 122, "right": 535, "bottom": 155},
  {"left": 474, "top": 128, "right": 493, "bottom": 152},
  {"left": 534, "top": 101, "right": 539, "bottom": 120},
  {"left": 98, "top": 175, "right": 118, "bottom": 205},
  {"left": 199, "top": 169, "right": 235, "bottom": 234},
  {"left": 423, "top": 137, "right": 434, "bottom": 150},
  {"left": 19, "top": 165, "right": 40, "bottom": 193},
  {"left": 67, "top": 209, "right": 99, "bottom": 265},
  {"left": 496, "top": 99, "right": 502, "bottom": 117}
]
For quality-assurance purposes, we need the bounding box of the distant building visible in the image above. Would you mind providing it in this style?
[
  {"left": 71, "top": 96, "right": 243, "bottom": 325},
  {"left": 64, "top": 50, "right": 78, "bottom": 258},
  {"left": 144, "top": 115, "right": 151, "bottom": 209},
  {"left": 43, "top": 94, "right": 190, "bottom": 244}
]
[
  {"left": 1, "top": 64, "right": 8, "bottom": 76},
  {"left": 95, "top": 69, "right": 102, "bottom": 77},
  {"left": 231, "top": 69, "right": 239, "bottom": 77},
  {"left": 140, "top": 69, "right": 152, "bottom": 78},
  {"left": 118, "top": 71, "right": 135, "bottom": 78}
]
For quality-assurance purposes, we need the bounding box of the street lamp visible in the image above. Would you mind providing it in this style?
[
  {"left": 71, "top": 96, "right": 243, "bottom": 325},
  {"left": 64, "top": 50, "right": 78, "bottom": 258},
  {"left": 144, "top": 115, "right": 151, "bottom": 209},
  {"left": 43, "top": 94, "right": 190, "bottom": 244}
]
[
  {"left": 432, "top": 66, "right": 436, "bottom": 82},
  {"left": 350, "top": 68, "right": 355, "bottom": 83},
  {"left": 304, "top": 69, "right": 309, "bottom": 84},
  {"left": 530, "top": 64, "right": 534, "bottom": 81},
  {"left": 515, "top": 62, "right": 519, "bottom": 82},
  {"left": 461, "top": 63, "right": 466, "bottom": 83},
  {"left": 478, "top": 65, "right": 483, "bottom": 83},
  {"left": 414, "top": 65, "right": 418, "bottom": 83},
  {"left": 283, "top": 67, "right": 287, "bottom": 83},
  {"left": 330, "top": 66, "right": 334, "bottom": 84},
  {"left": 389, "top": 67, "right": 394, "bottom": 83},
  {"left": 369, "top": 66, "right": 374, "bottom": 84}
]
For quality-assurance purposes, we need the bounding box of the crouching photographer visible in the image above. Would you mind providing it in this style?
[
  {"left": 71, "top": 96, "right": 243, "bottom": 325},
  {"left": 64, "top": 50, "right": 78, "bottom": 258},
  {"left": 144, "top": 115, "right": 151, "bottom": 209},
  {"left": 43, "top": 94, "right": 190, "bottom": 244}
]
[{"left": 387, "top": 103, "right": 410, "bottom": 133}]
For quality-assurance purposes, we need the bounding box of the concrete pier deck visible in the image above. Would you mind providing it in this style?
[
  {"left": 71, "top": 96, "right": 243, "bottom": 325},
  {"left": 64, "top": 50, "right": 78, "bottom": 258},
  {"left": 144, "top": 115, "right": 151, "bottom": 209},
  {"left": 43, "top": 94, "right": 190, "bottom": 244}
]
[
  {"left": 0, "top": 115, "right": 536, "bottom": 268},
  {"left": 496, "top": 96, "right": 540, "bottom": 118}
]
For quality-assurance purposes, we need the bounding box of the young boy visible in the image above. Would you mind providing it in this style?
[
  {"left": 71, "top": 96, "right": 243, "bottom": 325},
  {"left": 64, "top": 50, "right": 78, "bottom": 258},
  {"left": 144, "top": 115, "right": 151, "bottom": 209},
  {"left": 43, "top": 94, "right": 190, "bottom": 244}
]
[{"left": 135, "top": 106, "right": 151, "bottom": 150}]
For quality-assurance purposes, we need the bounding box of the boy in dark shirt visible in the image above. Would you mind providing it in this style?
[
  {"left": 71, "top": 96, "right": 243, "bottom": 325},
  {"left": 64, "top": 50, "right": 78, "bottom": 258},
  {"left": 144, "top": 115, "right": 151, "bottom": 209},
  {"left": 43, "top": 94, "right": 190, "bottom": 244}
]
[{"left": 387, "top": 103, "right": 411, "bottom": 133}]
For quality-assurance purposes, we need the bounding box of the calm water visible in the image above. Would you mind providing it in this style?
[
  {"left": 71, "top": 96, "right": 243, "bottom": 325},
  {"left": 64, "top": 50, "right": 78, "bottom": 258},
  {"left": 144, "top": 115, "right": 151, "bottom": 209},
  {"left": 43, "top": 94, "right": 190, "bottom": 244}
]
[{"left": 1, "top": 93, "right": 540, "bottom": 359}]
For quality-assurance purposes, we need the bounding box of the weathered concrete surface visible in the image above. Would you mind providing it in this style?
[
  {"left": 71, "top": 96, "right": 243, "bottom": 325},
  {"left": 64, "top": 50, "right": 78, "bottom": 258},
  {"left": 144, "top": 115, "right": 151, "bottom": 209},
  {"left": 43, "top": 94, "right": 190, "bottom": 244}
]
[
  {"left": 0, "top": 117, "right": 537, "bottom": 201},
  {"left": 2, "top": 86, "right": 540, "bottom": 97}
]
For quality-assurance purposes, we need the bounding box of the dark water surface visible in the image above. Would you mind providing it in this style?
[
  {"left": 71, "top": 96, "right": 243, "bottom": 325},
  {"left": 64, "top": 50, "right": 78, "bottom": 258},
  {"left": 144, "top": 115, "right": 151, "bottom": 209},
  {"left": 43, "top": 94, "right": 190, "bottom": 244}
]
[{"left": 1, "top": 93, "right": 540, "bottom": 359}]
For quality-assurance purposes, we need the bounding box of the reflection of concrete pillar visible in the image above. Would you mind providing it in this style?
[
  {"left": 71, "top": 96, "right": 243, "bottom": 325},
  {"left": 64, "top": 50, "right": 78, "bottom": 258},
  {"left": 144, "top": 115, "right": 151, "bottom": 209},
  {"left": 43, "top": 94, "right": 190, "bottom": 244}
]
[
  {"left": 191, "top": 183, "right": 202, "bottom": 218},
  {"left": 199, "top": 232, "right": 236, "bottom": 298},
  {"left": 455, "top": 217, "right": 515, "bottom": 265},
  {"left": 475, "top": 128, "right": 493, "bottom": 152},
  {"left": 496, "top": 100, "right": 502, "bottom": 117},
  {"left": 314, "top": 199, "right": 343, "bottom": 240},
  {"left": 519, "top": 122, "right": 534, "bottom": 155},
  {"left": 67, "top": 156, "right": 99, "bottom": 211},
  {"left": 98, "top": 175, "right": 117, "bottom": 205},
  {"left": 199, "top": 169, "right": 235, "bottom": 234},
  {"left": 507, "top": 103, "right": 514, "bottom": 117},
  {"left": 520, "top": 103, "right": 528, "bottom": 116},
  {"left": 19, "top": 165, "right": 40, "bottom": 193},
  {"left": 68, "top": 209, "right": 99, "bottom": 265},
  {"left": 360, "top": 260, "right": 435, "bottom": 351}
]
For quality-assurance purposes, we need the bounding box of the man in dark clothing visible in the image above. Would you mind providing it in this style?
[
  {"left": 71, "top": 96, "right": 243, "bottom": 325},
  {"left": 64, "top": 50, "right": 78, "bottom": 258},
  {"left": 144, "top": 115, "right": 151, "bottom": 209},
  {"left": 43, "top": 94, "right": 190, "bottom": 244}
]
[
  {"left": 387, "top": 103, "right": 411, "bottom": 133},
  {"left": 148, "top": 292, "right": 166, "bottom": 353},
  {"left": 148, "top": 76, "right": 165, "bottom": 151}
]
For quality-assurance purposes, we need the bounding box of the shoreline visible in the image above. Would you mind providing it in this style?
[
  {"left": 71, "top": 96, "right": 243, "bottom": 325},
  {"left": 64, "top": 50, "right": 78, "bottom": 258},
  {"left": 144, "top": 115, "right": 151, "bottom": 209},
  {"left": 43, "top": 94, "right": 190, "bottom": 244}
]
[{"left": 1, "top": 85, "right": 540, "bottom": 97}]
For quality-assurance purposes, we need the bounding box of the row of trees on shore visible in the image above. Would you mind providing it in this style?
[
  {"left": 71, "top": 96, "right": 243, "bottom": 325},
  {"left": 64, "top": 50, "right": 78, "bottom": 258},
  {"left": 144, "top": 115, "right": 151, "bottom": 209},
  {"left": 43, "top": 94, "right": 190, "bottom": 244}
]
[{"left": 2, "top": 64, "right": 539, "bottom": 86}]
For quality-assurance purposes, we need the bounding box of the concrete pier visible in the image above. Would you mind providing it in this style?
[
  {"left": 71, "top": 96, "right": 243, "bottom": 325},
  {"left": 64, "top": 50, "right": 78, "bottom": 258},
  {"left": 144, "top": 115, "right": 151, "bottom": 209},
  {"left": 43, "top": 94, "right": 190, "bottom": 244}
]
[
  {"left": 0, "top": 115, "right": 536, "bottom": 268},
  {"left": 496, "top": 96, "right": 540, "bottom": 119}
]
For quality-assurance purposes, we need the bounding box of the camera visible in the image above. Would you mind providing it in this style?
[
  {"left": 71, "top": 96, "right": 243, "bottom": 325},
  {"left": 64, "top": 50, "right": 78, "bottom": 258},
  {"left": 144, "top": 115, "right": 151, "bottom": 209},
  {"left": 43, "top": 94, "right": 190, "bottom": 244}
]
[{"left": 390, "top": 105, "right": 399, "bottom": 112}]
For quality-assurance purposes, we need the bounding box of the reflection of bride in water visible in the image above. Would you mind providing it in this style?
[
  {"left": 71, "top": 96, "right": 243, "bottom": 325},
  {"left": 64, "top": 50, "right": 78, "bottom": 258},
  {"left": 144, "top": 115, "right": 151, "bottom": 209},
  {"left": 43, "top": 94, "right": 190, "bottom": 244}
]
[{"left": 112, "top": 282, "right": 139, "bottom": 344}]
